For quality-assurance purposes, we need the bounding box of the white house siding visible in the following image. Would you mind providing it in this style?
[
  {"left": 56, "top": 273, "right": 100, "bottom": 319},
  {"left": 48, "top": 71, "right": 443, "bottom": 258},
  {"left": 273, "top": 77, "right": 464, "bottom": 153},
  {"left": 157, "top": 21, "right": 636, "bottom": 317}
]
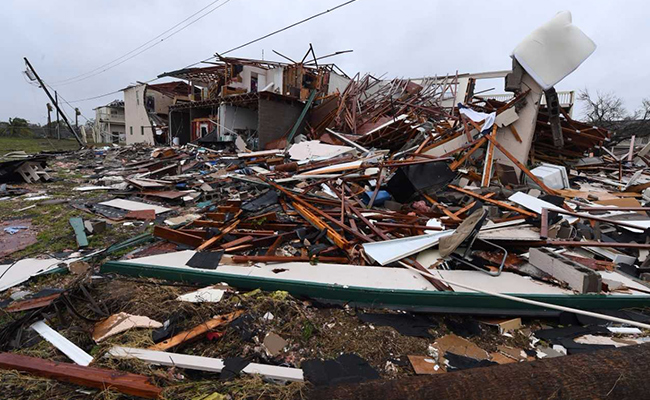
[{"left": 124, "top": 84, "right": 154, "bottom": 145}]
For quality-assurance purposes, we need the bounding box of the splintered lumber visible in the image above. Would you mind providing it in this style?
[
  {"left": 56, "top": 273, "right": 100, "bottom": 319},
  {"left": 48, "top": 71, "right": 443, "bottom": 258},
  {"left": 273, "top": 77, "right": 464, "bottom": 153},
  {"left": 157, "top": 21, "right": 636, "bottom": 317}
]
[
  {"left": 309, "top": 343, "right": 650, "bottom": 400},
  {"left": 196, "top": 219, "right": 241, "bottom": 251},
  {"left": 449, "top": 136, "right": 487, "bottom": 171},
  {"left": 481, "top": 125, "right": 498, "bottom": 187},
  {"left": 293, "top": 202, "right": 351, "bottom": 250},
  {"left": 528, "top": 248, "right": 601, "bottom": 293},
  {"left": 149, "top": 310, "right": 243, "bottom": 351},
  {"left": 220, "top": 235, "right": 254, "bottom": 250},
  {"left": 449, "top": 185, "right": 537, "bottom": 217},
  {"left": 483, "top": 133, "right": 556, "bottom": 195},
  {"left": 153, "top": 226, "right": 203, "bottom": 247},
  {"left": 265, "top": 178, "right": 368, "bottom": 243},
  {"left": 0, "top": 352, "right": 162, "bottom": 399},
  {"left": 422, "top": 194, "right": 461, "bottom": 222}
]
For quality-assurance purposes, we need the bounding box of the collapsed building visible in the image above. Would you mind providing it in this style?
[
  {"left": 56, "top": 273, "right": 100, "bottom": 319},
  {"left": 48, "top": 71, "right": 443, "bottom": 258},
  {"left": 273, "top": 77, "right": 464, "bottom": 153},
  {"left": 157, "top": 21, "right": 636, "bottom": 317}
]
[{"left": 157, "top": 56, "right": 350, "bottom": 149}]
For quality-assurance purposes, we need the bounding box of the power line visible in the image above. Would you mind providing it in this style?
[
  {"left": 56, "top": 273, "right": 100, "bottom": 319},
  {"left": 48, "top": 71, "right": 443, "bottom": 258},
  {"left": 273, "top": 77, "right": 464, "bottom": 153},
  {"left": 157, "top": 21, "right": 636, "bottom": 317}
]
[
  {"left": 183, "top": 0, "right": 359, "bottom": 69},
  {"left": 67, "top": 0, "right": 360, "bottom": 103},
  {"left": 51, "top": 0, "right": 227, "bottom": 85},
  {"left": 50, "top": 0, "right": 233, "bottom": 87}
]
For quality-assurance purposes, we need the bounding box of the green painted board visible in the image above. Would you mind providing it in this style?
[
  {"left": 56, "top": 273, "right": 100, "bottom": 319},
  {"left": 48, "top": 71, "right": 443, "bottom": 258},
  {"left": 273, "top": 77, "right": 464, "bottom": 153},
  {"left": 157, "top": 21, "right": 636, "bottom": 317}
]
[
  {"left": 101, "top": 260, "right": 650, "bottom": 316},
  {"left": 69, "top": 217, "right": 88, "bottom": 248}
]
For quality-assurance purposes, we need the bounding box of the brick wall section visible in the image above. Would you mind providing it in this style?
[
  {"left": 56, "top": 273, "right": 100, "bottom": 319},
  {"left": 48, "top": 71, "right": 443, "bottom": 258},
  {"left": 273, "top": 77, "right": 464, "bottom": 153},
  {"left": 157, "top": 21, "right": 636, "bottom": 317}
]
[{"left": 258, "top": 98, "right": 303, "bottom": 149}]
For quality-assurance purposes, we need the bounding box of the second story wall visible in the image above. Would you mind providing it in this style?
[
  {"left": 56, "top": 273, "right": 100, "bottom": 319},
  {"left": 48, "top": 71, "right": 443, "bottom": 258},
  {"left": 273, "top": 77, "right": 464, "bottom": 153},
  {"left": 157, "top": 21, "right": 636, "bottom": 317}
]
[{"left": 124, "top": 84, "right": 154, "bottom": 145}]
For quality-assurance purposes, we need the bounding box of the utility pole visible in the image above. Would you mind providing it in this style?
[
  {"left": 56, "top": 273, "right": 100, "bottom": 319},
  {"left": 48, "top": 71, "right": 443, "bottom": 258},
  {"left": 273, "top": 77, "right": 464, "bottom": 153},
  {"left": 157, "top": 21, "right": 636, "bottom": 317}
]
[
  {"left": 23, "top": 57, "right": 84, "bottom": 148},
  {"left": 55, "top": 91, "right": 60, "bottom": 140},
  {"left": 46, "top": 103, "right": 52, "bottom": 138},
  {"left": 75, "top": 107, "right": 80, "bottom": 131}
]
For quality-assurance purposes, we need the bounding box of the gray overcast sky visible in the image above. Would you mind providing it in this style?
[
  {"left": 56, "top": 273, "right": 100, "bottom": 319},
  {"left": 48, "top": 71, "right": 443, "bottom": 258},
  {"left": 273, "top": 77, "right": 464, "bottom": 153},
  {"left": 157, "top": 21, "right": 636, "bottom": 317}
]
[{"left": 2, "top": 0, "right": 649, "bottom": 125}]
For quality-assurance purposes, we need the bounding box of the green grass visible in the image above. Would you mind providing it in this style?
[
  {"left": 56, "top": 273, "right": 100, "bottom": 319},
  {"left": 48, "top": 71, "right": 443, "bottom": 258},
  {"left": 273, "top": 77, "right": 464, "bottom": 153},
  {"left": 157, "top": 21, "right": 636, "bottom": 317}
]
[{"left": 0, "top": 137, "right": 80, "bottom": 154}]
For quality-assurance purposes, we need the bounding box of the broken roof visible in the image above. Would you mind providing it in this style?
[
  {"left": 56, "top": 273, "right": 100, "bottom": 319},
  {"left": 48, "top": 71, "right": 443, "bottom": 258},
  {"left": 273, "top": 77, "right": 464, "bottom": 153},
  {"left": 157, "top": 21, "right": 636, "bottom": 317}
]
[
  {"left": 146, "top": 81, "right": 192, "bottom": 98},
  {"left": 157, "top": 65, "right": 226, "bottom": 87},
  {"left": 93, "top": 99, "right": 124, "bottom": 110}
]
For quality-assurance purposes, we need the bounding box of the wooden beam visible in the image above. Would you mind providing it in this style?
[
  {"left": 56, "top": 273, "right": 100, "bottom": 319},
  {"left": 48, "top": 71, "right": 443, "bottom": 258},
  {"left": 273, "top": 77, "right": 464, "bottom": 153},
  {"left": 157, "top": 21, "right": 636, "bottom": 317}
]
[
  {"left": 265, "top": 178, "right": 368, "bottom": 243},
  {"left": 0, "top": 353, "right": 162, "bottom": 399},
  {"left": 220, "top": 235, "right": 253, "bottom": 250},
  {"left": 509, "top": 125, "right": 522, "bottom": 143},
  {"left": 196, "top": 219, "right": 241, "bottom": 251},
  {"left": 540, "top": 208, "right": 548, "bottom": 239},
  {"left": 293, "top": 202, "right": 351, "bottom": 250},
  {"left": 149, "top": 311, "right": 243, "bottom": 352},
  {"left": 481, "top": 125, "right": 498, "bottom": 187},
  {"left": 449, "top": 137, "right": 488, "bottom": 171},
  {"left": 452, "top": 193, "right": 495, "bottom": 218},
  {"left": 265, "top": 235, "right": 285, "bottom": 256},
  {"left": 423, "top": 194, "right": 462, "bottom": 222},
  {"left": 153, "top": 226, "right": 203, "bottom": 248},
  {"left": 483, "top": 133, "right": 556, "bottom": 195},
  {"left": 449, "top": 185, "right": 537, "bottom": 218}
]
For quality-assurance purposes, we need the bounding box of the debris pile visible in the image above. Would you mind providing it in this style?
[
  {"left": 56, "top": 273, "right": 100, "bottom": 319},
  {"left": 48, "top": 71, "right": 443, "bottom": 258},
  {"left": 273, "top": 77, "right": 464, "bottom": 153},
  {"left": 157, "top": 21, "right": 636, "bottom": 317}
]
[{"left": 2, "top": 10, "right": 650, "bottom": 400}]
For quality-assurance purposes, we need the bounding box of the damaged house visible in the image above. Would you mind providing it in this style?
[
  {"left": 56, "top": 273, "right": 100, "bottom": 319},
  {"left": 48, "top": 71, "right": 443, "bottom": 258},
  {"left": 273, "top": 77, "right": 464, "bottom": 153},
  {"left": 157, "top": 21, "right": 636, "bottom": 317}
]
[
  {"left": 122, "top": 81, "right": 194, "bottom": 145},
  {"left": 159, "top": 56, "right": 350, "bottom": 149},
  {"left": 93, "top": 100, "right": 126, "bottom": 144}
]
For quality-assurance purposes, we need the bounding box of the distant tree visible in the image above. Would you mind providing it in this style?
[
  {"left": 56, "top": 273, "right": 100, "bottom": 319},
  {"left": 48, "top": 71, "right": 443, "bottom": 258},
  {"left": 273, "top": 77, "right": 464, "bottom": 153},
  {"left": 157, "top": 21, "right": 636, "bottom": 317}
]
[
  {"left": 578, "top": 89, "right": 628, "bottom": 129},
  {"left": 633, "top": 98, "right": 650, "bottom": 121},
  {"left": 0, "top": 117, "right": 33, "bottom": 137}
]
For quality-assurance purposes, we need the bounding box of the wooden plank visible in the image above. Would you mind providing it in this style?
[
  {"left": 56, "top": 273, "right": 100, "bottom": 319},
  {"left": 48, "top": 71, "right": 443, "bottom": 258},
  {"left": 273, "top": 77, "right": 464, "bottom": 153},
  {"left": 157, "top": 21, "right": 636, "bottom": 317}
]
[
  {"left": 205, "top": 212, "right": 227, "bottom": 221},
  {"left": 196, "top": 219, "right": 241, "bottom": 251},
  {"left": 481, "top": 125, "right": 498, "bottom": 187},
  {"left": 509, "top": 125, "right": 522, "bottom": 143},
  {"left": 6, "top": 293, "right": 61, "bottom": 313},
  {"left": 125, "top": 209, "right": 156, "bottom": 221},
  {"left": 265, "top": 235, "right": 284, "bottom": 256},
  {"left": 0, "top": 353, "right": 162, "bottom": 399},
  {"left": 69, "top": 217, "right": 88, "bottom": 248},
  {"left": 266, "top": 178, "right": 367, "bottom": 243},
  {"left": 423, "top": 194, "right": 462, "bottom": 222},
  {"left": 452, "top": 193, "right": 495, "bottom": 218},
  {"left": 448, "top": 185, "right": 537, "bottom": 218},
  {"left": 293, "top": 202, "right": 351, "bottom": 250},
  {"left": 217, "top": 205, "right": 240, "bottom": 213},
  {"left": 153, "top": 226, "right": 203, "bottom": 248},
  {"left": 540, "top": 208, "right": 548, "bottom": 239},
  {"left": 449, "top": 136, "right": 487, "bottom": 171},
  {"left": 484, "top": 133, "right": 556, "bottom": 195},
  {"left": 220, "top": 235, "right": 254, "bottom": 250},
  {"left": 529, "top": 248, "right": 601, "bottom": 293},
  {"left": 149, "top": 311, "right": 243, "bottom": 352}
]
